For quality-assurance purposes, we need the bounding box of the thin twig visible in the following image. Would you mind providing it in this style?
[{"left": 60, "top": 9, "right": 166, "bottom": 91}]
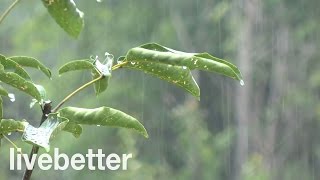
[
  {"left": 52, "top": 61, "right": 128, "bottom": 112},
  {"left": 2, "top": 134, "right": 23, "bottom": 155},
  {"left": 52, "top": 75, "right": 103, "bottom": 112},
  {"left": 0, "top": 0, "right": 22, "bottom": 25}
]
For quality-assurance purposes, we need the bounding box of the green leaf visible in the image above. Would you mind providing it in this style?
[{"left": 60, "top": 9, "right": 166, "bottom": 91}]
[
  {"left": 22, "top": 114, "right": 68, "bottom": 152},
  {"left": 42, "top": 0, "right": 84, "bottom": 38},
  {"left": 8, "top": 56, "right": 52, "bottom": 78},
  {"left": 125, "top": 43, "right": 243, "bottom": 81},
  {"left": 92, "top": 69, "right": 109, "bottom": 95},
  {"left": 123, "top": 61, "right": 200, "bottom": 98},
  {"left": 62, "top": 122, "right": 82, "bottom": 138},
  {"left": 0, "top": 71, "right": 41, "bottom": 101},
  {"left": 34, "top": 84, "right": 47, "bottom": 101},
  {"left": 0, "top": 55, "right": 31, "bottom": 79},
  {"left": 58, "top": 59, "right": 94, "bottom": 75},
  {"left": 91, "top": 55, "right": 113, "bottom": 95},
  {"left": 0, "top": 85, "right": 9, "bottom": 97},
  {"left": 0, "top": 119, "right": 28, "bottom": 135},
  {"left": 58, "top": 107, "right": 148, "bottom": 138}
]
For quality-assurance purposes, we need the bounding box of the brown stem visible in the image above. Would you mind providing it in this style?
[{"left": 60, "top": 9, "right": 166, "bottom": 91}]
[{"left": 22, "top": 102, "right": 52, "bottom": 180}]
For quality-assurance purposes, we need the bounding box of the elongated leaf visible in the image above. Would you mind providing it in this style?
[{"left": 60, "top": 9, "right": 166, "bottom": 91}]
[
  {"left": 0, "top": 119, "right": 28, "bottom": 135},
  {"left": 0, "top": 72, "right": 41, "bottom": 101},
  {"left": 0, "top": 85, "right": 9, "bottom": 97},
  {"left": 58, "top": 107, "right": 148, "bottom": 138},
  {"left": 0, "top": 85, "right": 16, "bottom": 102},
  {"left": 63, "top": 122, "right": 82, "bottom": 138},
  {"left": 35, "top": 84, "right": 47, "bottom": 101},
  {"left": 123, "top": 61, "right": 200, "bottom": 98},
  {"left": 9, "top": 56, "right": 52, "bottom": 78},
  {"left": 125, "top": 43, "right": 243, "bottom": 81},
  {"left": 92, "top": 69, "right": 109, "bottom": 95},
  {"left": 22, "top": 114, "right": 68, "bottom": 152},
  {"left": 59, "top": 59, "right": 94, "bottom": 75},
  {"left": 42, "top": 0, "right": 84, "bottom": 38},
  {"left": 0, "top": 55, "right": 30, "bottom": 79}
]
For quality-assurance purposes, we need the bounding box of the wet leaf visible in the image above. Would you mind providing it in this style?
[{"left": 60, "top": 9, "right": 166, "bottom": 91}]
[
  {"left": 0, "top": 71, "right": 41, "bottom": 101},
  {"left": 92, "top": 69, "right": 109, "bottom": 95},
  {"left": 0, "top": 119, "right": 28, "bottom": 135},
  {"left": 34, "top": 84, "right": 47, "bottom": 101},
  {"left": 0, "top": 55, "right": 30, "bottom": 79},
  {"left": 62, "top": 122, "right": 82, "bottom": 138},
  {"left": 0, "top": 85, "right": 9, "bottom": 97},
  {"left": 58, "top": 59, "right": 94, "bottom": 75},
  {"left": 123, "top": 61, "right": 200, "bottom": 98},
  {"left": 22, "top": 114, "right": 69, "bottom": 152},
  {"left": 125, "top": 43, "right": 243, "bottom": 81},
  {"left": 8, "top": 56, "right": 52, "bottom": 78},
  {"left": 58, "top": 106, "right": 148, "bottom": 138},
  {"left": 42, "top": 0, "right": 84, "bottom": 38}
]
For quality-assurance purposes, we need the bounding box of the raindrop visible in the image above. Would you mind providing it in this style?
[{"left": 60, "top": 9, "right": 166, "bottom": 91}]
[
  {"left": 7, "top": 132, "right": 11, "bottom": 135},
  {"left": 131, "top": 62, "right": 136, "bottom": 65},
  {"left": 182, "top": 66, "right": 187, "bottom": 70},
  {"left": 97, "top": 125, "right": 101, "bottom": 127},
  {"left": 240, "top": 80, "right": 245, "bottom": 86},
  {"left": 8, "top": 93, "right": 15, "bottom": 102},
  {"left": 97, "top": 0, "right": 102, "bottom": 2}
]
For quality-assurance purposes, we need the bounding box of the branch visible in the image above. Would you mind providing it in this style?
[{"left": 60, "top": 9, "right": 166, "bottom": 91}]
[
  {"left": 52, "top": 61, "right": 128, "bottom": 112},
  {"left": 0, "top": 0, "right": 22, "bottom": 25},
  {"left": 52, "top": 75, "right": 103, "bottom": 112},
  {"left": 22, "top": 102, "right": 52, "bottom": 180}
]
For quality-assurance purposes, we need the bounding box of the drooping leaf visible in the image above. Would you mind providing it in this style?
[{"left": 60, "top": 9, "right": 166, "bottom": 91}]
[
  {"left": 0, "top": 85, "right": 15, "bottom": 102},
  {"left": 0, "top": 119, "right": 28, "bottom": 135},
  {"left": 125, "top": 43, "right": 243, "bottom": 82},
  {"left": 34, "top": 84, "right": 47, "bottom": 101},
  {"left": 0, "top": 55, "right": 31, "bottom": 79},
  {"left": 22, "top": 114, "right": 68, "bottom": 152},
  {"left": 62, "top": 122, "right": 82, "bottom": 138},
  {"left": 0, "top": 72, "right": 41, "bottom": 101},
  {"left": 91, "top": 54, "right": 113, "bottom": 95},
  {"left": 123, "top": 61, "right": 200, "bottom": 98},
  {"left": 58, "top": 106, "right": 148, "bottom": 138},
  {"left": 58, "top": 59, "right": 94, "bottom": 75},
  {"left": 0, "top": 85, "right": 9, "bottom": 97},
  {"left": 92, "top": 69, "right": 109, "bottom": 95},
  {"left": 8, "top": 56, "right": 52, "bottom": 78},
  {"left": 42, "top": 0, "right": 84, "bottom": 38}
]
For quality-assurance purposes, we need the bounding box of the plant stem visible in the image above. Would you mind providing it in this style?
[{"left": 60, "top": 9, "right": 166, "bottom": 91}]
[
  {"left": 52, "top": 61, "right": 128, "bottom": 112},
  {"left": 52, "top": 75, "right": 103, "bottom": 112},
  {"left": 22, "top": 102, "right": 52, "bottom": 180},
  {"left": 22, "top": 61, "right": 127, "bottom": 179},
  {"left": 0, "top": 0, "right": 22, "bottom": 25},
  {"left": 2, "top": 135, "right": 23, "bottom": 155},
  {"left": 112, "top": 61, "right": 128, "bottom": 70}
]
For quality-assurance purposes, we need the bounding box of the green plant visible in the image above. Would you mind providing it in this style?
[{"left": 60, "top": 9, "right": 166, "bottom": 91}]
[{"left": 0, "top": 1, "right": 243, "bottom": 180}]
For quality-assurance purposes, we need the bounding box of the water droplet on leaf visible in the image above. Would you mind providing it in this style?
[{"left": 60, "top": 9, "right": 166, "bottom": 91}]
[
  {"left": 240, "top": 80, "right": 245, "bottom": 86},
  {"left": 8, "top": 93, "right": 15, "bottom": 102}
]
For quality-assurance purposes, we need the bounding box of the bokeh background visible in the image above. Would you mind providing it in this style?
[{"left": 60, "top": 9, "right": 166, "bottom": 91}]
[{"left": 1, "top": 0, "right": 320, "bottom": 179}]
